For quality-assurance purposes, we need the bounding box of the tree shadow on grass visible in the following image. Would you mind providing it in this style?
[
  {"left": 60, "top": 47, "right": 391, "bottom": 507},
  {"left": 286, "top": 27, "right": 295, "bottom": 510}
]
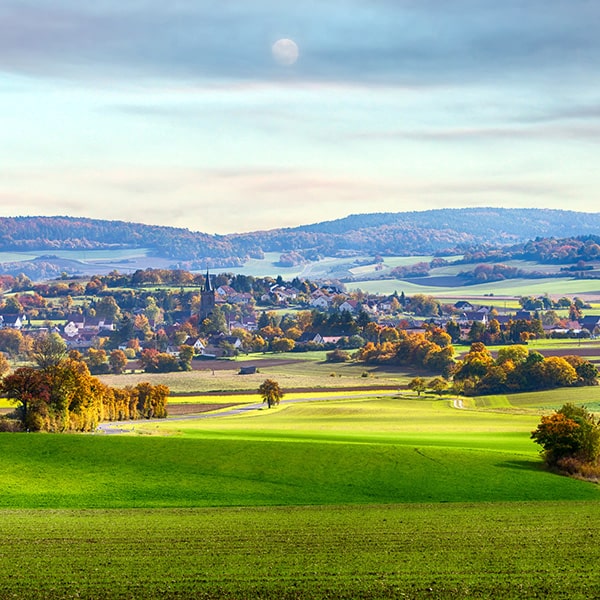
[{"left": 495, "top": 459, "right": 545, "bottom": 472}]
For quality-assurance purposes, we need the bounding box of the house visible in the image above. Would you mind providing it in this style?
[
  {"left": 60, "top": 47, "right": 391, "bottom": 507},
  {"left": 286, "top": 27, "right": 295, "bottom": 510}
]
[
  {"left": 580, "top": 316, "right": 600, "bottom": 334},
  {"left": 270, "top": 286, "right": 299, "bottom": 303},
  {"left": 310, "top": 296, "right": 332, "bottom": 309},
  {"left": 187, "top": 337, "right": 207, "bottom": 353},
  {"left": 228, "top": 316, "right": 257, "bottom": 332},
  {"left": 0, "top": 314, "right": 25, "bottom": 329},
  {"left": 64, "top": 314, "right": 115, "bottom": 333},
  {"left": 515, "top": 310, "right": 532, "bottom": 321},
  {"left": 338, "top": 300, "right": 359, "bottom": 313},
  {"left": 216, "top": 285, "right": 237, "bottom": 297},
  {"left": 460, "top": 311, "right": 489, "bottom": 325},
  {"left": 296, "top": 332, "right": 324, "bottom": 345},
  {"left": 229, "top": 292, "right": 253, "bottom": 305},
  {"left": 64, "top": 313, "right": 85, "bottom": 330},
  {"left": 202, "top": 334, "right": 243, "bottom": 357},
  {"left": 454, "top": 301, "right": 474, "bottom": 311}
]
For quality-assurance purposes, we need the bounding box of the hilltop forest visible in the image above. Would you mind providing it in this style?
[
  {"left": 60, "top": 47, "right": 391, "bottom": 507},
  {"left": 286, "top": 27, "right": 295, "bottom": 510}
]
[{"left": 1, "top": 209, "right": 600, "bottom": 271}]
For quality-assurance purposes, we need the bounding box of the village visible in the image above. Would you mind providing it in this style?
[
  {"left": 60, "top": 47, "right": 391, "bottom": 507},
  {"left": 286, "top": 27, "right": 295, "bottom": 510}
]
[{"left": 0, "top": 268, "right": 598, "bottom": 374}]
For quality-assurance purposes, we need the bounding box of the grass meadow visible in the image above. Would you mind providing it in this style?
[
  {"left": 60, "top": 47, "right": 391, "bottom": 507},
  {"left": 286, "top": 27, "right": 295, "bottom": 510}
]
[
  {"left": 99, "top": 352, "right": 413, "bottom": 394},
  {"left": 2, "top": 390, "right": 600, "bottom": 598},
  {"left": 354, "top": 275, "right": 600, "bottom": 298}
]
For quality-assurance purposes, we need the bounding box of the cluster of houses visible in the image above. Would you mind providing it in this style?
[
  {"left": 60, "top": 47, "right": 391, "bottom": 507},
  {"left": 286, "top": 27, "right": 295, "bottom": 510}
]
[
  {"left": 451, "top": 300, "right": 600, "bottom": 337},
  {"left": 1, "top": 286, "right": 599, "bottom": 359}
]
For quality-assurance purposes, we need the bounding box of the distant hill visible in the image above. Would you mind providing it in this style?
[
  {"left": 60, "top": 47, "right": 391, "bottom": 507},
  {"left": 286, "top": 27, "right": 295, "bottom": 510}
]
[{"left": 0, "top": 209, "right": 599, "bottom": 269}]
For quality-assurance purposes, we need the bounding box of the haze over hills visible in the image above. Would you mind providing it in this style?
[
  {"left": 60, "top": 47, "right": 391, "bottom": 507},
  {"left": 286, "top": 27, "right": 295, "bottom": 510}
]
[{"left": 0, "top": 209, "right": 599, "bottom": 274}]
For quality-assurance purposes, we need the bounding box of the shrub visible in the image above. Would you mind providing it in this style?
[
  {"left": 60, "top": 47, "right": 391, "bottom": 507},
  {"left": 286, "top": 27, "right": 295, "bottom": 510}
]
[
  {"left": 0, "top": 418, "right": 23, "bottom": 432},
  {"left": 325, "top": 349, "right": 350, "bottom": 363}
]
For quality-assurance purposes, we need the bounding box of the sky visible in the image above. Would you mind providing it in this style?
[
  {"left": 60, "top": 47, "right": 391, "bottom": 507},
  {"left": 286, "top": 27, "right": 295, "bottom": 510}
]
[{"left": 1, "top": 1, "right": 600, "bottom": 235}]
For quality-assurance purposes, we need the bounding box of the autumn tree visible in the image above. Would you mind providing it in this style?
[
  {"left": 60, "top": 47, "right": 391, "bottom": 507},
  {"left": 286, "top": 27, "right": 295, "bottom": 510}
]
[
  {"left": 178, "top": 345, "right": 195, "bottom": 370},
  {"left": 86, "top": 348, "right": 109, "bottom": 374},
  {"left": 0, "top": 329, "right": 24, "bottom": 357},
  {"left": 428, "top": 377, "right": 448, "bottom": 396},
  {"left": 271, "top": 337, "right": 295, "bottom": 353},
  {"left": 0, "top": 352, "right": 10, "bottom": 378},
  {"left": 408, "top": 376, "right": 427, "bottom": 396},
  {"left": 29, "top": 332, "right": 67, "bottom": 369},
  {"left": 259, "top": 379, "right": 283, "bottom": 408},
  {"left": 326, "top": 349, "right": 351, "bottom": 363},
  {"left": 109, "top": 349, "right": 128, "bottom": 374},
  {"left": 531, "top": 403, "right": 600, "bottom": 469}
]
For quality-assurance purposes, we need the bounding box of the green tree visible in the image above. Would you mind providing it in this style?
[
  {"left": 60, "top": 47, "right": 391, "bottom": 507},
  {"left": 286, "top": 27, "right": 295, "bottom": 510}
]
[
  {"left": 259, "top": 379, "right": 283, "bottom": 408},
  {"left": 95, "top": 296, "right": 122, "bottom": 322}
]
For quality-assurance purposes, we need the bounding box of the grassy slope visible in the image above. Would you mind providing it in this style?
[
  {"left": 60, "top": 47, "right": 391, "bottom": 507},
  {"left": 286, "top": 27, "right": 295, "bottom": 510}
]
[
  {"left": 355, "top": 276, "right": 600, "bottom": 297},
  {"left": 2, "top": 396, "right": 598, "bottom": 509}
]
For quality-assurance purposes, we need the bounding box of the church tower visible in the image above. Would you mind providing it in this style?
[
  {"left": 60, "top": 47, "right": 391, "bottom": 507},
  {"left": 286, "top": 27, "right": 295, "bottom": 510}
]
[{"left": 199, "top": 269, "right": 215, "bottom": 320}]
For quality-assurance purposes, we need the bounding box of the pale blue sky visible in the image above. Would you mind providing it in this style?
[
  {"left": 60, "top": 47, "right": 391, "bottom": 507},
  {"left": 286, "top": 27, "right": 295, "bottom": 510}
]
[{"left": 1, "top": 1, "right": 599, "bottom": 233}]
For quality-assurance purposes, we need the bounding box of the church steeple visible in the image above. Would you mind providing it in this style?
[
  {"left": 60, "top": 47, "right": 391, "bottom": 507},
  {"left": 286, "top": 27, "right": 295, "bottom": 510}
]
[
  {"left": 204, "top": 268, "right": 213, "bottom": 293},
  {"left": 199, "top": 269, "right": 215, "bottom": 320}
]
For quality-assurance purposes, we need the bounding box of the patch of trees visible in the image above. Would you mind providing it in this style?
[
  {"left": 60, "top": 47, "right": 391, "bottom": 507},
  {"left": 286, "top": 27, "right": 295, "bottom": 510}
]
[
  {"left": 531, "top": 403, "right": 600, "bottom": 479},
  {"left": 452, "top": 343, "right": 598, "bottom": 396},
  {"left": 355, "top": 327, "right": 455, "bottom": 376},
  {"left": 458, "top": 263, "right": 545, "bottom": 283},
  {"left": 0, "top": 333, "right": 168, "bottom": 432},
  {"left": 460, "top": 235, "right": 600, "bottom": 267},
  {"left": 139, "top": 346, "right": 194, "bottom": 373},
  {"left": 390, "top": 262, "right": 430, "bottom": 278},
  {"left": 460, "top": 317, "right": 544, "bottom": 346}
]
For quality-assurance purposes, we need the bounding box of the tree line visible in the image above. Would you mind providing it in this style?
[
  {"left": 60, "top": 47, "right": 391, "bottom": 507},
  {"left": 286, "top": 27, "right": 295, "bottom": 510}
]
[{"left": 0, "top": 333, "right": 168, "bottom": 432}]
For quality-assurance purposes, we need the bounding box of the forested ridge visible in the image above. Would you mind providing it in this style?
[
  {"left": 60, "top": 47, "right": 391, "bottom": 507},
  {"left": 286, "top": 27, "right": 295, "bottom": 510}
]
[{"left": 1, "top": 209, "right": 599, "bottom": 265}]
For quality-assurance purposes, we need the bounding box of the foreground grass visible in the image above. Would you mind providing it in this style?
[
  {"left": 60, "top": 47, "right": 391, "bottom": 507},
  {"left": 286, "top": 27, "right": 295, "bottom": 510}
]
[
  {"left": 2, "top": 502, "right": 600, "bottom": 599},
  {"left": 3, "top": 393, "right": 600, "bottom": 598}
]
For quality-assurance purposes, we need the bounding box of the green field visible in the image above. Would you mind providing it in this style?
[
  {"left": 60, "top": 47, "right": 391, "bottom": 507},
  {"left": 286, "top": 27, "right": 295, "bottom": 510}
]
[
  {"left": 3, "top": 501, "right": 600, "bottom": 600},
  {"left": 354, "top": 276, "right": 600, "bottom": 298},
  {"left": 3, "top": 389, "right": 600, "bottom": 598}
]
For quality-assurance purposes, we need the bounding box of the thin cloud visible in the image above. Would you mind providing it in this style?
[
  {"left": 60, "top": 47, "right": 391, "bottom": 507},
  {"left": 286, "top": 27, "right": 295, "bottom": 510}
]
[{"left": 1, "top": 1, "right": 599, "bottom": 86}]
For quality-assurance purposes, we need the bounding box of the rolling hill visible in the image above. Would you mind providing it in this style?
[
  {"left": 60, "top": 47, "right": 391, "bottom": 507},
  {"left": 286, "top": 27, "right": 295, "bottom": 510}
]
[{"left": 0, "top": 208, "right": 599, "bottom": 272}]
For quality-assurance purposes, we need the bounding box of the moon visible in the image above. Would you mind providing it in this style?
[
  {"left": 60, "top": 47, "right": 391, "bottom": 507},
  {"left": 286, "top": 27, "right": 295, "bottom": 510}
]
[{"left": 272, "top": 38, "right": 299, "bottom": 66}]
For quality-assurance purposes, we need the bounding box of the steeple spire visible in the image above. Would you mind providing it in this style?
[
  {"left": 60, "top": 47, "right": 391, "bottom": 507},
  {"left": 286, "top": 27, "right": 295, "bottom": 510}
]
[{"left": 205, "top": 269, "right": 213, "bottom": 292}]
